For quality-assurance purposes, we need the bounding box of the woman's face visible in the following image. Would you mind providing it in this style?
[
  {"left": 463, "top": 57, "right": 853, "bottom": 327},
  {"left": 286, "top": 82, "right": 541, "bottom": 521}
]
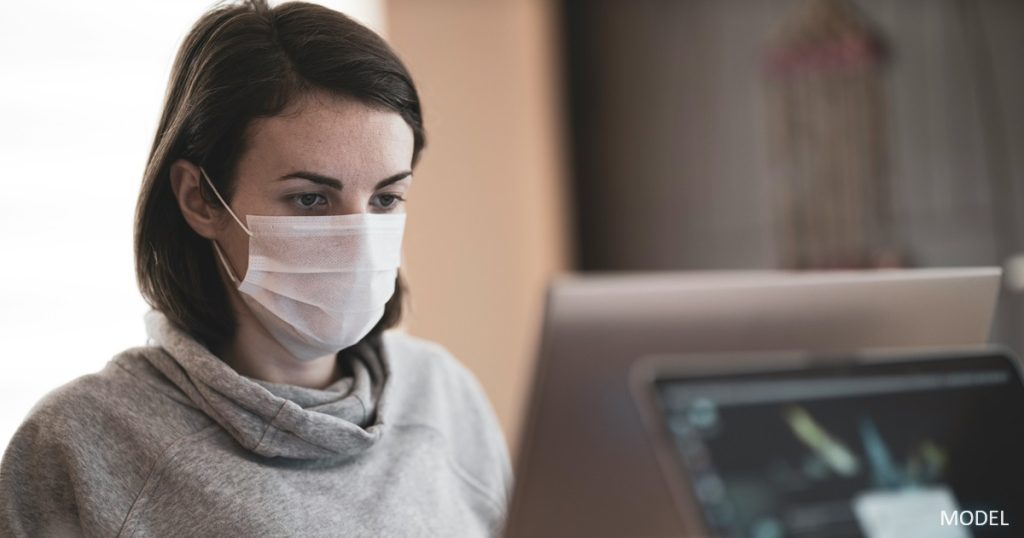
[{"left": 209, "top": 90, "right": 415, "bottom": 281}]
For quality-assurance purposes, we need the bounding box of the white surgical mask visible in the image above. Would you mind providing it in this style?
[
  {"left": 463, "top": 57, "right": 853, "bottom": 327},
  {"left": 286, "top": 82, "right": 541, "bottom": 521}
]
[{"left": 200, "top": 167, "right": 405, "bottom": 361}]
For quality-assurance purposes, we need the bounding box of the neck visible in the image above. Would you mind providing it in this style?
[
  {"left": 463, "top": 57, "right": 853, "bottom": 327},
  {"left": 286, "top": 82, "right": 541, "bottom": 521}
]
[{"left": 219, "top": 326, "right": 340, "bottom": 390}]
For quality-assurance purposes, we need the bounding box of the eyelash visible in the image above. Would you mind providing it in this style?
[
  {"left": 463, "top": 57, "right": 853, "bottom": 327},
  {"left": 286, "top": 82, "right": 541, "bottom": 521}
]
[
  {"left": 373, "top": 193, "right": 406, "bottom": 210},
  {"left": 291, "top": 193, "right": 329, "bottom": 211},
  {"left": 288, "top": 193, "right": 406, "bottom": 211}
]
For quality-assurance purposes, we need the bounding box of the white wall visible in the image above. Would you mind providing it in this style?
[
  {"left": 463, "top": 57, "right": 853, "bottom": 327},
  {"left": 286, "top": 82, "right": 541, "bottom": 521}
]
[{"left": 0, "top": 0, "right": 385, "bottom": 454}]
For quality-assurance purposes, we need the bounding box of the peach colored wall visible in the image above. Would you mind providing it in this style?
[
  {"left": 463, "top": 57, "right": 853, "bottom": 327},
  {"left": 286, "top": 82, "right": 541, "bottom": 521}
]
[{"left": 385, "top": 0, "right": 571, "bottom": 453}]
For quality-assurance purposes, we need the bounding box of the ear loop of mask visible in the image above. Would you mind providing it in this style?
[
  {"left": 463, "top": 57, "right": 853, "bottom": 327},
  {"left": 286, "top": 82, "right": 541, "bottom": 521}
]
[{"left": 200, "top": 167, "right": 252, "bottom": 287}]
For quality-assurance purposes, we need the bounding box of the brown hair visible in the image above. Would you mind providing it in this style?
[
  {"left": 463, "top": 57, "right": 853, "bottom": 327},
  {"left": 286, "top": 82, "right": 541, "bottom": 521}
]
[{"left": 134, "top": 0, "right": 424, "bottom": 352}]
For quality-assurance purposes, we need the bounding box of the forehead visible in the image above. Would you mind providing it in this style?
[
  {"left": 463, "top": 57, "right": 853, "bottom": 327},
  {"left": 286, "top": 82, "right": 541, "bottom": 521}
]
[{"left": 241, "top": 91, "right": 414, "bottom": 178}]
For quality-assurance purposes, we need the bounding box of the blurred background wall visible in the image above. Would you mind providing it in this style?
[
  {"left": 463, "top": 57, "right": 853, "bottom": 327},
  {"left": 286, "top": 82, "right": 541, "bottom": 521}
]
[{"left": 565, "top": 0, "right": 1024, "bottom": 273}]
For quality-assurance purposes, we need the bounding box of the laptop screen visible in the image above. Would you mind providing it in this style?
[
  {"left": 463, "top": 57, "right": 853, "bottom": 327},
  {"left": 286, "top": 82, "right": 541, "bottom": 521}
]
[{"left": 652, "top": 352, "right": 1024, "bottom": 538}]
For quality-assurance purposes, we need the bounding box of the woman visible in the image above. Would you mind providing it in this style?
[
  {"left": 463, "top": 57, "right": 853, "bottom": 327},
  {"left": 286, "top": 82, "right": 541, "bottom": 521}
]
[{"left": 0, "top": 1, "right": 511, "bottom": 536}]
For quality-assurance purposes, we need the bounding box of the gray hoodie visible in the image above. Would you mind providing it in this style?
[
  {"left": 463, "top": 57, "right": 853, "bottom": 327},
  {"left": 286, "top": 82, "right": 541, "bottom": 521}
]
[{"left": 0, "top": 310, "right": 512, "bottom": 537}]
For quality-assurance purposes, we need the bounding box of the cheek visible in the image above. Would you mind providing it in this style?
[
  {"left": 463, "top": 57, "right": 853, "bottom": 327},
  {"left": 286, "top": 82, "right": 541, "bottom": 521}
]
[{"left": 216, "top": 217, "right": 251, "bottom": 282}]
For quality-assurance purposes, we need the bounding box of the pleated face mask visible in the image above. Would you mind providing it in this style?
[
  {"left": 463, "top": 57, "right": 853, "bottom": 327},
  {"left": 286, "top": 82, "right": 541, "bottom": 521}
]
[{"left": 200, "top": 167, "right": 405, "bottom": 361}]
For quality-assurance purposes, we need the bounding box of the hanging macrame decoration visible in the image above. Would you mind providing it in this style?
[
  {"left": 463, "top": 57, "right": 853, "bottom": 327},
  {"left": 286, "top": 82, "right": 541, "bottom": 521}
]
[{"left": 764, "top": 0, "right": 899, "bottom": 269}]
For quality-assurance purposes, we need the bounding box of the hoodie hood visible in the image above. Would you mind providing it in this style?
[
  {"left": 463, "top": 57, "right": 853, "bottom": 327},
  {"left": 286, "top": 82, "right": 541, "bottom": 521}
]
[{"left": 139, "top": 309, "right": 390, "bottom": 460}]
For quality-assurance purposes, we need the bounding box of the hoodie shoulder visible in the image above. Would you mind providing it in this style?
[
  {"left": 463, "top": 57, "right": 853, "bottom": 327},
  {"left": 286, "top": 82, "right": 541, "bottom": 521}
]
[
  {"left": 380, "top": 331, "right": 513, "bottom": 524},
  {"left": 382, "top": 331, "right": 491, "bottom": 395},
  {"left": 6, "top": 348, "right": 212, "bottom": 470},
  {"left": 0, "top": 348, "right": 209, "bottom": 537},
  {"left": 381, "top": 331, "right": 500, "bottom": 424}
]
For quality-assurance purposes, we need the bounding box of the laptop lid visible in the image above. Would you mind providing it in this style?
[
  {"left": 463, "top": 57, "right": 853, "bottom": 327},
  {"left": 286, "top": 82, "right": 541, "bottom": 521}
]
[
  {"left": 506, "top": 267, "right": 1002, "bottom": 538},
  {"left": 630, "top": 347, "right": 1024, "bottom": 538}
]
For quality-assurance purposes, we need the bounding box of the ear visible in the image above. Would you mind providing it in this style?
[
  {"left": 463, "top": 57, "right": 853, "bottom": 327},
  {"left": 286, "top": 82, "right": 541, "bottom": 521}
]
[{"left": 170, "top": 159, "right": 221, "bottom": 240}]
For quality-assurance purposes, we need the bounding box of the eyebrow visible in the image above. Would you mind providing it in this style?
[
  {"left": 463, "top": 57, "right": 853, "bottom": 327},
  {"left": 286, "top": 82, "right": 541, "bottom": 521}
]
[{"left": 277, "top": 170, "right": 413, "bottom": 190}]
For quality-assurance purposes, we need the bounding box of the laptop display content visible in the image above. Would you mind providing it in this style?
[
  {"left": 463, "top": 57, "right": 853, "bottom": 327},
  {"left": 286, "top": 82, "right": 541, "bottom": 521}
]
[{"left": 645, "top": 351, "right": 1024, "bottom": 538}]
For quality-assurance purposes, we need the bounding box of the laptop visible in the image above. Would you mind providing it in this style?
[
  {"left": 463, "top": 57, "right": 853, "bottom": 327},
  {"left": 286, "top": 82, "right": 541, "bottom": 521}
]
[
  {"left": 504, "top": 268, "right": 1001, "bottom": 538},
  {"left": 629, "top": 347, "right": 1024, "bottom": 537}
]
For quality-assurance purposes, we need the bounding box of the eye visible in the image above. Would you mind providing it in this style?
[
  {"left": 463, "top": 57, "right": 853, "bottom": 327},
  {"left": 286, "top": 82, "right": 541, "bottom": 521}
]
[
  {"left": 291, "top": 193, "right": 328, "bottom": 211},
  {"left": 372, "top": 192, "right": 406, "bottom": 210}
]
